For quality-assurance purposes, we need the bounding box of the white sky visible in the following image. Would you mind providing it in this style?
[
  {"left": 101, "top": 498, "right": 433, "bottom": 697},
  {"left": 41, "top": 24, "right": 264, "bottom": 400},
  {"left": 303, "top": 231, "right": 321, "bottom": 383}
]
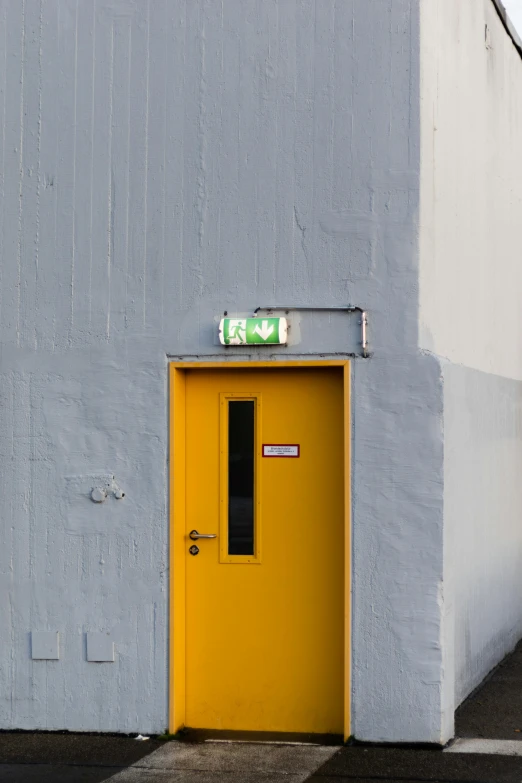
[{"left": 504, "top": 0, "right": 522, "bottom": 36}]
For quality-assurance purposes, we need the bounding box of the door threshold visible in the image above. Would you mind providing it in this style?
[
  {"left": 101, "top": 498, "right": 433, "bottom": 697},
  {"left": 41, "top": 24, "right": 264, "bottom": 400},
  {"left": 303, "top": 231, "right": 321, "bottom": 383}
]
[
  {"left": 178, "top": 728, "right": 344, "bottom": 746},
  {"left": 206, "top": 739, "right": 330, "bottom": 746}
]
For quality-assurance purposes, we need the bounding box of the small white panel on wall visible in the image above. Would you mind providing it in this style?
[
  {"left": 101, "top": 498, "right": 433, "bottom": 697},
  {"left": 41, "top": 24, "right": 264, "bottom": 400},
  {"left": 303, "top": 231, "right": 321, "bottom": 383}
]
[
  {"left": 87, "top": 633, "right": 115, "bottom": 662},
  {"left": 31, "top": 631, "right": 59, "bottom": 660}
]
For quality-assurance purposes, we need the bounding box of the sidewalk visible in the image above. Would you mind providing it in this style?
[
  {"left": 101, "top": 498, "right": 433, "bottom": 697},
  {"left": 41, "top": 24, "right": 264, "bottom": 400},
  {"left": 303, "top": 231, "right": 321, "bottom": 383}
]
[
  {"left": 2, "top": 640, "right": 522, "bottom": 782},
  {"left": 0, "top": 736, "right": 338, "bottom": 782}
]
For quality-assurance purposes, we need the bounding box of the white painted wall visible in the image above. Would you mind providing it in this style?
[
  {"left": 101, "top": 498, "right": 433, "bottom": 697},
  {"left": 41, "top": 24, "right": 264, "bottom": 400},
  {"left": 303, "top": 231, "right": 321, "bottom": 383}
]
[
  {"left": 420, "top": 0, "right": 522, "bottom": 706},
  {"left": 0, "top": 0, "right": 451, "bottom": 742},
  {"left": 420, "top": 0, "right": 522, "bottom": 380},
  {"left": 502, "top": 0, "right": 522, "bottom": 39},
  {"left": 443, "top": 364, "right": 522, "bottom": 704}
]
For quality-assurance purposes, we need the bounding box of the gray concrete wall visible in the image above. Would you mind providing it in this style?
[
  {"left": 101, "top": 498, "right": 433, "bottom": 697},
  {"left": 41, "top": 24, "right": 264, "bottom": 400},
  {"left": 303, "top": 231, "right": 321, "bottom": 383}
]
[
  {"left": 0, "top": 0, "right": 448, "bottom": 741},
  {"left": 420, "top": 0, "right": 522, "bottom": 708}
]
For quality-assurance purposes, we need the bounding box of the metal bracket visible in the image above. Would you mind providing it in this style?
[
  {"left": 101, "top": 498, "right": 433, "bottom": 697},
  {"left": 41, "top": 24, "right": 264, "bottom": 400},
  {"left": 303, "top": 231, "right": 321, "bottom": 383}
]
[{"left": 253, "top": 305, "right": 369, "bottom": 358}]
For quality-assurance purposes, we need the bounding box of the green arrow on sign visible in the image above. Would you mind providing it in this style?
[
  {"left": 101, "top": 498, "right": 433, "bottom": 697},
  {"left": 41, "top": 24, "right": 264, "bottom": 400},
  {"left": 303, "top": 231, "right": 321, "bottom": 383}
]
[{"left": 219, "top": 317, "right": 288, "bottom": 345}]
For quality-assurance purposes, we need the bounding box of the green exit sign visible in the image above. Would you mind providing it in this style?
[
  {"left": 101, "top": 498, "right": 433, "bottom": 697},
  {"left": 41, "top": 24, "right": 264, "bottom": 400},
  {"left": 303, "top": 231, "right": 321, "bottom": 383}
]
[{"left": 219, "top": 317, "right": 288, "bottom": 346}]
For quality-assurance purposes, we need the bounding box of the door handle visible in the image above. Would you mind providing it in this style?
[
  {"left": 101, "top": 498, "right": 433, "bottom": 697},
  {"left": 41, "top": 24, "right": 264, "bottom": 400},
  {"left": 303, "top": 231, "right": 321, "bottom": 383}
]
[{"left": 189, "top": 530, "right": 217, "bottom": 540}]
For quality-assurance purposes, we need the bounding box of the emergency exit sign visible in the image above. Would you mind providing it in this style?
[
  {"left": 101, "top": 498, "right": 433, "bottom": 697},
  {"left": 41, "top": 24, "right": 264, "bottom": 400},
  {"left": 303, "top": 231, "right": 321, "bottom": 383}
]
[{"left": 219, "top": 317, "right": 288, "bottom": 346}]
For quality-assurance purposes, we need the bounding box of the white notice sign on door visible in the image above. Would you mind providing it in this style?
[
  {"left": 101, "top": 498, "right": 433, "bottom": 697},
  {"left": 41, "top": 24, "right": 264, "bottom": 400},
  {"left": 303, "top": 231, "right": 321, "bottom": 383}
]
[{"left": 263, "top": 444, "right": 300, "bottom": 458}]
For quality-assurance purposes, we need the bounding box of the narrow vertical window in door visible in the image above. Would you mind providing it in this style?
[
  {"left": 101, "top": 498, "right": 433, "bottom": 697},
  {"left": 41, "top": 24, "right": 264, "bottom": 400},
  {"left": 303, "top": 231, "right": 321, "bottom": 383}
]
[
  {"left": 219, "top": 393, "right": 262, "bottom": 563},
  {"left": 228, "top": 401, "right": 254, "bottom": 555}
]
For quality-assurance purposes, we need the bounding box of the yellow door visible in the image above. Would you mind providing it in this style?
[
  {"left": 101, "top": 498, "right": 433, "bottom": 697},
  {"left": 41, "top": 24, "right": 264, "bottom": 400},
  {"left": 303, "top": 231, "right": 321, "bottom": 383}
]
[{"left": 184, "top": 367, "right": 345, "bottom": 734}]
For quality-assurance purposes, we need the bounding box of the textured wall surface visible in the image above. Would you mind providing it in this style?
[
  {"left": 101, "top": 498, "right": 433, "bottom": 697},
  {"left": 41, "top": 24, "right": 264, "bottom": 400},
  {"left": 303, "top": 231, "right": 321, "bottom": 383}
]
[
  {"left": 420, "top": 0, "right": 522, "bottom": 380},
  {"left": 444, "top": 365, "right": 522, "bottom": 705},
  {"left": 420, "top": 0, "right": 522, "bottom": 709},
  {"left": 0, "top": 0, "right": 448, "bottom": 740}
]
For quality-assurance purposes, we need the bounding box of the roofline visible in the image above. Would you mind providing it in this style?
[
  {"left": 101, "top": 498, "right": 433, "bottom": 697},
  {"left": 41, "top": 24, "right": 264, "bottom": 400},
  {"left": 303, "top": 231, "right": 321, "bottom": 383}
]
[{"left": 492, "top": 0, "right": 522, "bottom": 58}]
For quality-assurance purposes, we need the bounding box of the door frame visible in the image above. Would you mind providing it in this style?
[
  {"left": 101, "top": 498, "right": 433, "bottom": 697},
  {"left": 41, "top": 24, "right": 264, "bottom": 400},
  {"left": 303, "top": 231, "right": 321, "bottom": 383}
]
[{"left": 169, "top": 360, "right": 351, "bottom": 740}]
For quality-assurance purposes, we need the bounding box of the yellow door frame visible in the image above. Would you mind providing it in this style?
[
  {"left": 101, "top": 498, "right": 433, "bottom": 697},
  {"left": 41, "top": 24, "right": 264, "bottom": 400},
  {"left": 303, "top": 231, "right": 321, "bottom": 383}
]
[{"left": 169, "top": 360, "right": 351, "bottom": 740}]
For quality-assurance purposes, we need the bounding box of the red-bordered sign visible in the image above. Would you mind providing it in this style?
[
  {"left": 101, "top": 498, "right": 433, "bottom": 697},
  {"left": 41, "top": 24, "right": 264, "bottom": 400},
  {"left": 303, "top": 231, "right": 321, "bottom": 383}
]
[{"left": 262, "top": 444, "right": 300, "bottom": 458}]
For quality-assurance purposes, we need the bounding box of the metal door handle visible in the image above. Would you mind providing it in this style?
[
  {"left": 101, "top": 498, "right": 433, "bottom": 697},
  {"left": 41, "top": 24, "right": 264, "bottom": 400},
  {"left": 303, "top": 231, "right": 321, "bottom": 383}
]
[{"left": 189, "top": 530, "right": 217, "bottom": 540}]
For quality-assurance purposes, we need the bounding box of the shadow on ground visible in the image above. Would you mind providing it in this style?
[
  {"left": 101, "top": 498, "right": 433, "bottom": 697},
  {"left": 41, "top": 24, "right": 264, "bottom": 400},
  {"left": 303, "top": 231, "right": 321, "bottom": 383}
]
[
  {"left": 0, "top": 732, "right": 163, "bottom": 782},
  {"left": 456, "top": 638, "right": 522, "bottom": 740},
  {"left": 304, "top": 745, "right": 522, "bottom": 782}
]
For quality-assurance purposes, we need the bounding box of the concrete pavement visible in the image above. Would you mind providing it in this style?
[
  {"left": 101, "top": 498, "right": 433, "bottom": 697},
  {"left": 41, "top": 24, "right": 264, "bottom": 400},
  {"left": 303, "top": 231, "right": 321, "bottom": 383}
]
[
  {"left": 6, "top": 739, "right": 522, "bottom": 783},
  {"left": 0, "top": 737, "right": 338, "bottom": 782}
]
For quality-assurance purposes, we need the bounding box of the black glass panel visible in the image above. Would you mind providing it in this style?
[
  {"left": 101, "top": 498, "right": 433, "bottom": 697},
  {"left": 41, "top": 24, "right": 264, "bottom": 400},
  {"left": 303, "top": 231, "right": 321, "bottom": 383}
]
[{"left": 228, "top": 401, "right": 255, "bottom": 555}]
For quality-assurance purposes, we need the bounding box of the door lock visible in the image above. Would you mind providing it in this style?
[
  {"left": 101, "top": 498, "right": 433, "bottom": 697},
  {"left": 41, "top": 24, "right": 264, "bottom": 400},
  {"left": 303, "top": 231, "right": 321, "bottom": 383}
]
[{"left": 189, "top": 544, "right": 200, "bottom": 556}]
